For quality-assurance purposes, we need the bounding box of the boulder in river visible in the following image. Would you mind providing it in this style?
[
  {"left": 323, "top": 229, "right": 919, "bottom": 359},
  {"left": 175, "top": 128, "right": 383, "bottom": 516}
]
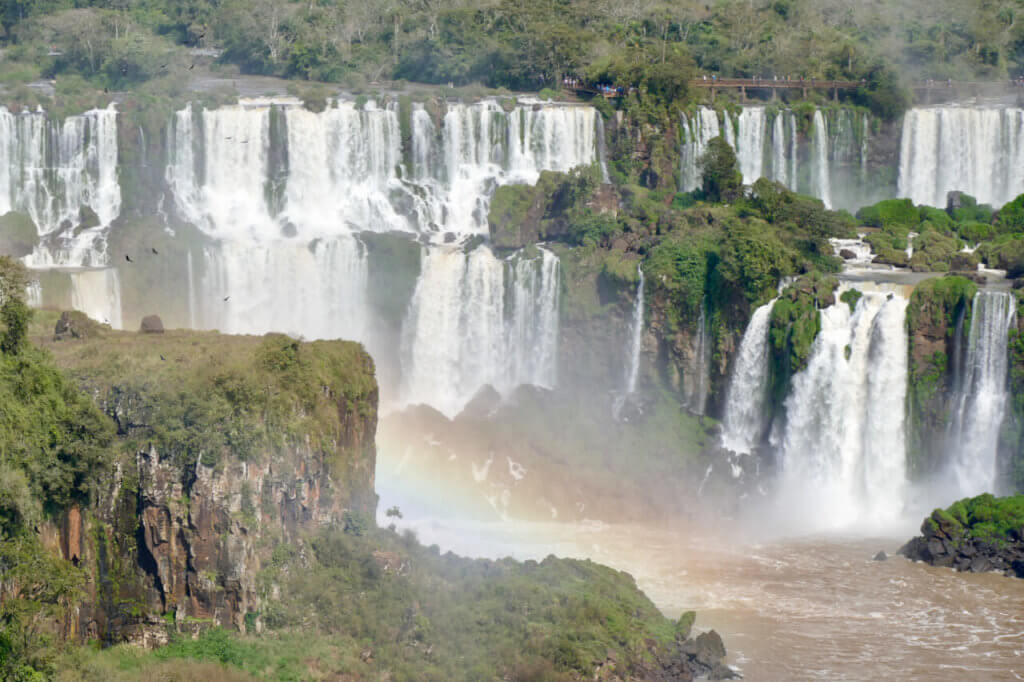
[{"left": 873, "top": 551, "right": 887, "bottom": 561}]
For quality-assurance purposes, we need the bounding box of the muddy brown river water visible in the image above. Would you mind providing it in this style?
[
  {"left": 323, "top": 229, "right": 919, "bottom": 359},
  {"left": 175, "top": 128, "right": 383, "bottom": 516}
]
[{"left": 394, "top": 519, "right": 1024, "bottom": 681}]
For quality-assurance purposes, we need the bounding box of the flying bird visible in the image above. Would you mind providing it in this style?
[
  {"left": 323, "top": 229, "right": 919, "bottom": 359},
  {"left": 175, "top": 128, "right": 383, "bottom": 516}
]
[
  {"left": 125, "top": 254, "right": 133, "bottom": 263},
  {"left": 223, "top": 295, "right": 230, "bottom": 302},
  {"left": 151, "top": 247, "right": 158, "bottom": 255},
  {"left": 189, "top": 64, "right": 195, "bottom": 70},
  {"left": 160, "top": 354, "right": 166, "bottom": 361}
]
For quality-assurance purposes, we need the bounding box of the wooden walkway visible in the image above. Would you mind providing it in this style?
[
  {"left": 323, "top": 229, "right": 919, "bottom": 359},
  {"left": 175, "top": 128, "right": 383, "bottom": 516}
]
[{"left": 570, "top": 78, "right": 1024, "bottom": 103}]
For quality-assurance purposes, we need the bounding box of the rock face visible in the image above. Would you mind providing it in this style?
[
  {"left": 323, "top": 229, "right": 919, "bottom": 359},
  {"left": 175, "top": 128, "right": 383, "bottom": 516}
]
[
  {"left": 43, "top": 331, "right": 379, "bottom": 644},
  {"left": 900, "top": 497, "right": 1024, "bottom": 578},
  {"left": 54, "top": 310, "right": 105, "bottom": 340}
]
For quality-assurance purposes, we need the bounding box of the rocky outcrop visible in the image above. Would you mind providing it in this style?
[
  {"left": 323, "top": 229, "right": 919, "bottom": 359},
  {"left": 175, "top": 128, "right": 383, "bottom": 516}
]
[
  {"left": 42, "top": 328, "right": 378, "bottom": 644},
  {"left": 904, "top": 276, "right": 977, "bottom": 477},
  {"left": 900, "top": 494, "right": 1024, "bottom": 578}
]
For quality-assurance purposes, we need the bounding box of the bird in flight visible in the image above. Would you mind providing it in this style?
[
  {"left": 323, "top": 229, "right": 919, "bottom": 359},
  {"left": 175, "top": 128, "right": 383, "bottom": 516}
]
[
  {"left": 160, "top": 354, "right": 166, "bottom": 361},
  {"left": 223, "top": 295, "right": 231, "bottom": 302},
  {"left": 125, "top": 254, "right": 133, "bottom": 263},
  {"left": 151, "top": 247, "right": 158, "bottom": 255}
]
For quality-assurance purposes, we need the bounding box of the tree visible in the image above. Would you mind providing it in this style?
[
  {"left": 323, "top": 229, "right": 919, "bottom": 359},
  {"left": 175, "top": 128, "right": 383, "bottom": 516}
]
[
  {"left": 0, "top": 296, "right": 30, "bottom": 355},
  {"left": 698, "top": 136, "right": 742, "bottom": 203}
]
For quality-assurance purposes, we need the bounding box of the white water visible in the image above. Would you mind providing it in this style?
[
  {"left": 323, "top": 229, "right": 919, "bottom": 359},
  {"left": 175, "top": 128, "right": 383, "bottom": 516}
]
[
  {"left": 690, "top": 301, "right": 711, "bottom": 415},
  {"left": 812, "top": 110, "right": 832, "bottom": 208},
  {"left": 400, "top": 245, "right": 560, "bottom": 418},
  {"left": 161, "top": 98, "right": 595, "bottom": 414},
  {"left": 948, "top": 291, "right": 1016, "bottom": 496},
  {"left": 70, "top": 268, "right": 123, "bottom": 329},
  {"left": 721, "top": 299, "right": 777, "bottom": 454},
  {"left": 679, "top": 107, "right": 868, "bottom": 209},
  {"left": 776, "top": 285, "right": 909, "bottom": 530},
  {"left": 898, "top": 106, "right": 1024, "bottom": 208},
  {"left": 624, "top": 267, "right": 645, "bottom": 394}
]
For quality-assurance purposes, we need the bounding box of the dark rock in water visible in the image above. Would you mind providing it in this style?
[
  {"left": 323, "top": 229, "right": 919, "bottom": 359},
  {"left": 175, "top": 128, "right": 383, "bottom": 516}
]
[
  {"left": 139, "top": 314, "right": 164, "bottom": 334},
  {"left": 280, "top": 221, "right": 298, "bottom": 238},
  {"left": 900, "top": 495, "right": 1024, "bottom": 579},
  {"left": 839, "top": 248, "right": 858, "bottom": 260},
  {"left": 1013, "top": 277, "right": 1024, "bottom": 290},
  {"left": 693, "top": 630, "right": 727, "bottom": 668},
  {"left": 873, "top": 550, "right": 887, "bottom": 561}
]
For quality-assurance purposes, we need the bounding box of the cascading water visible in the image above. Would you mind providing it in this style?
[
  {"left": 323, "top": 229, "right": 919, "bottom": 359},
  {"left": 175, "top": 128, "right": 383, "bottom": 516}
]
[
  {"left": 721, "top": 299, "right": 777, "bottom": 454},
  {"left": 399, "top": 245, "right": 560, "bottom": 418},
  {"left": 678, "top": 106, "right": 869, "bottom": 209},
  {"left": 811, "top": 110, "right": 832, "bottom": 209},
  {"left": 595, "top": 114, "right": 611, "bottom": 184},
  {"left": 163, "top": 97, "right": 595, "bottom": 414},
  {"left": 947, "top": 291, "right": 1016, "bottom": 496},
  {"left": 624, "top": 267, "right": 645, "bottom": 394},
  {"left": 1, "top": 105, "right": 124, "bottom": 326},
  {"left": 776, "top": 285, "right": 909, "bottom": 529},
  {"left": 689, "top": 300, "right": 711, "bottom": 416},
  {"left": 898, "top": 106, "right": 1024, "bottom": 208}
]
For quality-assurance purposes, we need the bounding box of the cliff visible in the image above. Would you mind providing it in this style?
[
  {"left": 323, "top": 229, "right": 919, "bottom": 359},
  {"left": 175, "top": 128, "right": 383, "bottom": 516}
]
[{"left": 34, "top": 315, "right": 379, "bottom": 643}]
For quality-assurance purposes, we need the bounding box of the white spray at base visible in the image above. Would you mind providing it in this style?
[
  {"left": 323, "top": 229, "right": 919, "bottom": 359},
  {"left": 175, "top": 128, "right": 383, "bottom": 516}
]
[
  {"left": 947, "top": 291, "right": 1016, "bottom": 497},
  {"left": 721, "top": 298, "right": 777, "bottom": 454},
  {"left": 775, "top": 285, "right": 909, "bottom": 530}
]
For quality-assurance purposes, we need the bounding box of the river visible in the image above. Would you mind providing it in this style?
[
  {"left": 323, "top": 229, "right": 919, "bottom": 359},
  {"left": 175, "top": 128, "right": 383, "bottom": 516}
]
[{"left": 382, "top": 516, "right": 1024, "bottom": 680}]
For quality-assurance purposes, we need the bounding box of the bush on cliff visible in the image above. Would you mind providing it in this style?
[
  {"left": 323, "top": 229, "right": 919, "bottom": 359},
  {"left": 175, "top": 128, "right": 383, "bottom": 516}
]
[{"left": 698, "top": 136, "right": 742, "bottom": 204}]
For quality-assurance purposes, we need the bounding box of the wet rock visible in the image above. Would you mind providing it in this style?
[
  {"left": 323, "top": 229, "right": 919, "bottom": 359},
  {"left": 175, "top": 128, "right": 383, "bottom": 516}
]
[
  {"left": 693, "top": 630, "right": 726, "bottom": 668},
  {"left": 946, "top": 190, "right": 965, "bottom": 214},
  {"left": 839, "top": 248, "right": 858, "bottom": 260},
  {"left": 873, "top": 550, "right": 887, "bottom": 561},
  {"left": 458, "top": 384, "right": 502, "bottom": 419},
  {"left": 139, "top": 315, "right": 164, "bottom": 334}
]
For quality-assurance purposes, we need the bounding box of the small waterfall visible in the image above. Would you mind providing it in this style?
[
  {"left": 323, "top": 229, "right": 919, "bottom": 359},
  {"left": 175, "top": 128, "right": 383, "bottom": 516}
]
[
  {"left": 735, "top": 107, "right": 766, "bottom": 184},
  {"left": 689, "top": 300, "right": 711, "bottom": 416},
  {"left": 721, "top": 298, "right": 777, "bottom": 454},
  {"left": 771, "top": 114, "right": 789, "bottom": 186},
  {"left": 595, "top": 114, "right": 611, "bottom": 184},
  {"left": 948, "top": 291, "right": 1016, "bottom": 496},
  {"left": 70, "top": 268, "right": 123, "bottom": 329},
  {"left": 898, "top": 107, "right": 1024, "bottom": 208},
  {"left": 624, "top": 266, "right": 645, "bottom": 394},
  {"left": 812, "top": 110, "right": 832, "bottom": 209},
  {"left": 679, "top": 108, "right": 721, "bottom": 191},
  {"left": 777, "top": 285, "right": 909, "bottom": 528},
  {"left": 400, "top": 244, "right": 561, "bottom": 418}
]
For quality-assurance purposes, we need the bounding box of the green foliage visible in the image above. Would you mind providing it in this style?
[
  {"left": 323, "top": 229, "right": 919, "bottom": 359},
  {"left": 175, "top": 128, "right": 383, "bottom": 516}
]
[
  {"left": 840, "top": 288, "right": 862, "bottom": 312},
  {"left": 979, "top": 233, "right": 1024, "bottom": 277},
  {"left": 698, "top": 136, "right": 742, "bottom": 203},
  {"left": 951, "top": 194, "right": 994, "bottom": 224},
  {"left": 0, "top": 297, "right": 30, "bottom": 355},
  {"left": 769, "top": 273, "right": 836, "bottom": 404},
  {"left": 0, "top": 212, "right": 39, "bottom": 258},
  {"left": 994, "top": 193, "right": 1024, "bottom": 234},
  {"left": 937, "top": 493, "right": 1024, "bottom": 543},
  {"left": 857, "top": 199, "right": 918, "bottom": 229}
]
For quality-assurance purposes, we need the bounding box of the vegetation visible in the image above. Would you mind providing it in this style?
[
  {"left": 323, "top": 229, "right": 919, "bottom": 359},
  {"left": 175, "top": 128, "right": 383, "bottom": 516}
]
[
  {"left": 4, "top": 0, "right": 1024, "bottom": 118},
  {"left": 930, "top": 493, "right": 1024, "bottom": 544}
]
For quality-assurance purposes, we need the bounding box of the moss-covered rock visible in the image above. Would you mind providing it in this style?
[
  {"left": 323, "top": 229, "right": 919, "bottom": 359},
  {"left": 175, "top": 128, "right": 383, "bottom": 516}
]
[
  {"left": 857, "top": 198, "right": 918, "bottom": 229},
  {"left": 905, "top": 276, "right": 977, "bottom": 478},
  {"left": 908, "top": 228, "right": 961, "bottom": 272},
  {"left": 900, "top": 494, "right": 1024, "bottom": 577},
  {"left": 979, "top": 234, "right": 1024, "bottom": 277},
  {"left": 0, "top": 211, "right": 39, "bottom": 258},
  {"left": 768, "top": 272, "right": 836, "bottom": 407}
]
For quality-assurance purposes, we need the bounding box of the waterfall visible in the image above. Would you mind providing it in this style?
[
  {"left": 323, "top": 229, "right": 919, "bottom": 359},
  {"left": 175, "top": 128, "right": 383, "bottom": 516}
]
[
  {"left": 898, "top": 106, "right": 1024, "bottom": 208},
  {"left": 400, "top": 244, "right": 560, "bottom": 418},
  {"left": 689, "top": 300, "right": 711, "bottom": 416},
  {"left": 70, "top": 269, "right": 123, "bottom": 329},
  {"left": 624, "top": 267, "right": 645, "bottom": 394},
  {"left": 947, "top": 291, "right": 1016, "bottom": 496},
  {"left": 680, "top": 108, "right": 721, "bottom": 192},
  {"left": 0, "top": 105, "right": 122, "bottom": 266},
  {"left": 735, "top": 107, "right": 766, "bottom": 184},
  {"left": 721, "top": 298, "right": 777, "bottom": 454},
  {"left": 160, "top": 97, "right": 593, "bottom": 413},
  {"left": 595, "top": 114, "right": 611, "bottom": 184},
  {"left": 679, "top": 107, "right": 869, "bottom": 209},
  {"left": 811, "top": 110, "right": 832, "bottom": 209},
  {"left": 777, "top": 285, "right": 909, "bottom": 528}
]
